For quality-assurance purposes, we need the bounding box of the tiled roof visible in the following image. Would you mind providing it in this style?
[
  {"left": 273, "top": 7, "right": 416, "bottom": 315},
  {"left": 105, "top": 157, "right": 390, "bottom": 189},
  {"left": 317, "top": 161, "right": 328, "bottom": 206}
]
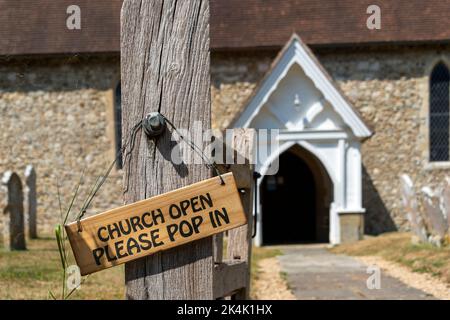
[
  {"left": 211, "top": 0, "right": 450, "bottom": 49},
  {"left": 0, "top": 0, "right": 449, "bottom": 56}
]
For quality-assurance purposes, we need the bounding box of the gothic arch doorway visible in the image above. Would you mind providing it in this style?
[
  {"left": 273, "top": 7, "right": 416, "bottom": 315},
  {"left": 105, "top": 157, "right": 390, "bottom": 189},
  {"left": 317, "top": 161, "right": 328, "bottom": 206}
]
[
  {"left": 261, "top": 145, "right": 333, "bottom": 244},
  {"left": 232, "top": 35, "right": 372, "bottom": 244}
]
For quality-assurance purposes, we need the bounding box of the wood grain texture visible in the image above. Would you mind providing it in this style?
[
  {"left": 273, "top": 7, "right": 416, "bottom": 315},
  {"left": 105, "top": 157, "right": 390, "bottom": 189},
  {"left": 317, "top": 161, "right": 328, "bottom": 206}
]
[
  {"left": 65, "top": 173, "right": 246, "bottom": 276},
  {"left": 121, "top": 0, "right": 213, "bottom": 299},
  {"left": 213, "top": 233, "right": 223, "bottom": 263},
  {"left": 213, "top": 261, "right": 248, "bottom": 299},
  {"left": 215, "top": 129, "right": 255, "bottom": 299},
  {"left": 226, "top": 129, "right": 255, "bottom": 299},
  {"left": 227, "top": 129, "right": 255, "bottom": 263}
]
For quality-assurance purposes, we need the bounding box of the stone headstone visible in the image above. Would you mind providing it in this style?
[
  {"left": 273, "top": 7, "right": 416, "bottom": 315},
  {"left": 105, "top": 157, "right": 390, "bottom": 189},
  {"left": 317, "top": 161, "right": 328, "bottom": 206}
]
[
  {"left": 1, "top": 171, "right": 26, "bottom": 250},
  {"left": 400, "top": 174, "right": 427, "bottom": 242},
  {"left": 421, "top": 186, "right": 448, "bottom": 239},
  {"left": 442, "top": 178, "right": 450, "bottom": 229},
  {"left": 25, "top": 165, "right": 37, "bottom": 239}
]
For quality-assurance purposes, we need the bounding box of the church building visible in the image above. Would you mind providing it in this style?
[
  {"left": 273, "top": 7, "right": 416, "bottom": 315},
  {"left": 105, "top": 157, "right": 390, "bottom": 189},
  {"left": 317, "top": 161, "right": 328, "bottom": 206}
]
[{"left": 1, "top": 0, "right": 449, "bottom": 245}]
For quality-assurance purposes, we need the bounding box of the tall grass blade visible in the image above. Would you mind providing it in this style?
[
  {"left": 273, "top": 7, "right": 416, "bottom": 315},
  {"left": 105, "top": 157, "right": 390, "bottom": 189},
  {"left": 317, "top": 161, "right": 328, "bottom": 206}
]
[
  {"left": 64, "top": 169, "right": 85, "bottom": 225},
  {"left": 55, "top": 225, "right": 66, "bottom": 269},
  {"left": 48, "top": 290, "right": 57, "bottom": 300}
]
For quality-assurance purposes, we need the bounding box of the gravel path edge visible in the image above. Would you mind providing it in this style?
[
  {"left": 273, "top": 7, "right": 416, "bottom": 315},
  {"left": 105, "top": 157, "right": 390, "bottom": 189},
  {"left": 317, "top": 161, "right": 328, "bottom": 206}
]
[{"left": 356, "top": 256, "right": 450, "bottom": 300}]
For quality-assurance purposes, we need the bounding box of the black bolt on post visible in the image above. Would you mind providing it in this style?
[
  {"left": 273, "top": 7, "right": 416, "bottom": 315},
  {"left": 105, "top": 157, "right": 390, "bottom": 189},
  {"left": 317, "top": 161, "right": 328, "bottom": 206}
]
[{"left": 143, "top": 112, "right": 166, "bottom": 138}]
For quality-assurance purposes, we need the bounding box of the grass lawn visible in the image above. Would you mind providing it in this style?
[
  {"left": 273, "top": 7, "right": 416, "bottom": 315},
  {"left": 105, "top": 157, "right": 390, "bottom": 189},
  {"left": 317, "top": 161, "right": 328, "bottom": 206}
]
[
  {"left": 0, "top": 237, "right": 124, "bottom": 300},
  {"left": 0, "top": 237, "right": 278, "bottom": 299},
  {"left": 330, "top": 232, "right": 450, "bottom": 284}
]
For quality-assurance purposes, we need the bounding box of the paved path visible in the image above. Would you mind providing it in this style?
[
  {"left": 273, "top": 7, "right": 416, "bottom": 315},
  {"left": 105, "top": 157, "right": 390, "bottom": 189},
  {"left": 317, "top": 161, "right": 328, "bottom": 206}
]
[{"left": 274, "top": 244, "right": 435, "bottom": 300}]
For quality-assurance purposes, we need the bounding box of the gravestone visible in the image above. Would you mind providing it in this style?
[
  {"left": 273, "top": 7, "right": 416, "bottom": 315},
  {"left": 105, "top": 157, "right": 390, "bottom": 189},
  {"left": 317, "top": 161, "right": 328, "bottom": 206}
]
[
  {"left": 25, "top": 165, "right": 37, "bottom": 239},
  {"left": 442, "top": 178, "right": 450, "bottom": 229},
  {"left": 2, "top": 171, "right": 26, "bottom": 250},
  {"left": 421, "top": 186, "right": 448, "bottom": 240},
  {"left": 400, "top": 174, "right": 427, "bottom": 242}
]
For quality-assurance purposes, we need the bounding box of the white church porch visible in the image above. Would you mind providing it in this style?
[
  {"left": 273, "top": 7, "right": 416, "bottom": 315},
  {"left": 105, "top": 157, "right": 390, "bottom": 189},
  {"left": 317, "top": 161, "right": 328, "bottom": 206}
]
[{"left": 231, "top": 34, "right": 372, "bottom": 245}]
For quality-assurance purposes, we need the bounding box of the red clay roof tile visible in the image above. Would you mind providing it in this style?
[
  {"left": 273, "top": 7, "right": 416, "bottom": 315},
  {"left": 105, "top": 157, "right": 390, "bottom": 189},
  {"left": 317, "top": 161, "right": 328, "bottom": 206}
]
[{"left": 0, "top": 0, "right": 449, "bottom": 56}]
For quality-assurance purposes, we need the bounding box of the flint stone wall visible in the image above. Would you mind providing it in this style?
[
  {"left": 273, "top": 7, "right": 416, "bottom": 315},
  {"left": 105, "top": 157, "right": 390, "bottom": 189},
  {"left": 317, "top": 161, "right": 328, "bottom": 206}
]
[
  {"left": 0, "top": 56, "right": 122, "bottom": 235},
  {"left": 1, "top": 45, "right": 450, "bottom": 235},
  {"left": 211, "top": 46, "right": 450, "bottom": 234}
]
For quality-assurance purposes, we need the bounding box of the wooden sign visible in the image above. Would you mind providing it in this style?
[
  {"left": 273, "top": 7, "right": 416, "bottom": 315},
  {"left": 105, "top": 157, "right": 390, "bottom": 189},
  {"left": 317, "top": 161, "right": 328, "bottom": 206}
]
[{"left": 65, "top": 173, "right": 246, "bottom": 275}]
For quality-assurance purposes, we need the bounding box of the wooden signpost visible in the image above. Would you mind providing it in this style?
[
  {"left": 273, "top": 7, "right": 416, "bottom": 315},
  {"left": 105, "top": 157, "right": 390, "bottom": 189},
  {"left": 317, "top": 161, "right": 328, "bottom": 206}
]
[
  {"left": 121, "top": 0, "right": 215, "bottom": 300},
  {"left": 65, "top": 173, "right": 246, "bottom": 276},
  {"left": 63, "top": 0, "right": 253, "bottom": 300},
  {"left": 82, "top": 0, "right": 255, "bottom": 300}
]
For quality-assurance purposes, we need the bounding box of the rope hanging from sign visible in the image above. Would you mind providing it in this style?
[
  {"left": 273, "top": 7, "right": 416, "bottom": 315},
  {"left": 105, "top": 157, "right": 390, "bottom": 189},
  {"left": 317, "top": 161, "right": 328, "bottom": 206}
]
[
  {"left": 160, "top": 114, "right": 225, "bottom": 186},
  {"left": 75, "top": 112, "right": 225, "bottom": 233},
  {"left": 76, "top": 120, "right": 143, "bottom": 232}
]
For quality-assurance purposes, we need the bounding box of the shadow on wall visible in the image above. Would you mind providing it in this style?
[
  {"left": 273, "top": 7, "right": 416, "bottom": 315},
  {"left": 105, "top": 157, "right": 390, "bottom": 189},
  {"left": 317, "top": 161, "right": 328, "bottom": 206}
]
[{"left": 362, "top": 165, "right": 397, "bottom": 235}]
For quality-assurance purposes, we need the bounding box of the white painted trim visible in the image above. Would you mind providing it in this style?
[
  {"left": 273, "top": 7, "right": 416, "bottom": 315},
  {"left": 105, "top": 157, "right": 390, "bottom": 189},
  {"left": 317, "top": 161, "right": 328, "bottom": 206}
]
[
  {"left": 353, "top": 142, "right": 363, "bottom": 207},
  {"left": 291, "top": 43, "right": 371, "bottom": 138},
  {"left": 252, "top": 135, "right": 365, "bottom": 245},
  {"left": 425, "top": 161, "right": 450, "bottom": 170},
  {"left": 234, "top": 35, "right": 372, "bottom": 139},
  {"left": 329, "top": 203, "right": 340, "bottom": 245},
  {"left": 266, "top": 102, "right": 296, "bottom": 129},
  {"left": 338, "top": 208, "right": 366, "bottom": 214},
  {"left": 235, "top": 52, "right": 296, "bottom": 129},
  {"left": 239, "top": 35, "right": 370, "bottom": 246},
  {"left": 254, "top": 140, "right": 340, "bottom": 246},
  {"left": 278, "top": 130, "right": 348, "bottom": 141},
  {"left": 258, "top": 140, "right": 337, "bottom": 185},
  {"left": 420, "top": 57, "right": 450, "bottom": 170},
  {"left": 338, "top": 139, "right": 347, "bottom": 208},
  {"left": 305, "top": 100, "right": 325, "bottom": 125}
]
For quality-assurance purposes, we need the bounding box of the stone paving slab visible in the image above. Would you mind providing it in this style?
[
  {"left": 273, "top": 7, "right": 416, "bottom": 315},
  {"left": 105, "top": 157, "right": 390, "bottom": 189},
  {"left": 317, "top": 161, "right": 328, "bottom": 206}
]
[{"left": 275, "top": 244, "right": 436, "bottom": 300}]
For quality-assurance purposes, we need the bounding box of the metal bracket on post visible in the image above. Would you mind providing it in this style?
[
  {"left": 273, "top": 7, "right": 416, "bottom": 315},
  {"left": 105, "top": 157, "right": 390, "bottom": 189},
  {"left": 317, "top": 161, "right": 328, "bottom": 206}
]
[
  {"left": 252, "top": 171, "right": 261, "bottom": 238},
  {"left": 143, "top": 112, "right": 166, "bottom": 138}
]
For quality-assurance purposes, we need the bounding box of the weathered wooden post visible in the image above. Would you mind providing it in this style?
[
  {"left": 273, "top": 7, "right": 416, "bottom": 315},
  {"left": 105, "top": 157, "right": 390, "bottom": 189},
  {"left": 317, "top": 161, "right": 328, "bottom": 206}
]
[
  {"left": 225, "top": 129, "right": 255, "bottom": 299},
  {"left": 1, "top": 171, "right": 26, "bottom": 250},
  {"left": 25, "top": 165, "right": 37, "bottom": 239},
  {"left": 121, "top": 0, "right": 214, "bottom": 299},
  {"left": 214, "top": 129, "right": 255, "bottom": 299}
]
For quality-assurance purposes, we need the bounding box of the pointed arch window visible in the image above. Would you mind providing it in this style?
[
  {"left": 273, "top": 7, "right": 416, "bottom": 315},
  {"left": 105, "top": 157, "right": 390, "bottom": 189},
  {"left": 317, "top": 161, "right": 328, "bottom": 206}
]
[
  {"left": 114, "top": 82, "right": 123, "bottom": 169},
  {"left": 429, "top": 62, "right": 450, "bottom": 162}
]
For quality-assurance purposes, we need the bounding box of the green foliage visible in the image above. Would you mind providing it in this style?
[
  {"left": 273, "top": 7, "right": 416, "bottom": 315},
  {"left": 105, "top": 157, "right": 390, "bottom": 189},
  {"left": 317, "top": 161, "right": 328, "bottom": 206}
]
[
  {"left": 49, "top": 172, "right": 85, "bottom": 300},
  {"left": 0, "top": 238, "right": 124, "bottom": 299},
  {"left": 0, "top": 265, "right": 58, "bottom": 281}
]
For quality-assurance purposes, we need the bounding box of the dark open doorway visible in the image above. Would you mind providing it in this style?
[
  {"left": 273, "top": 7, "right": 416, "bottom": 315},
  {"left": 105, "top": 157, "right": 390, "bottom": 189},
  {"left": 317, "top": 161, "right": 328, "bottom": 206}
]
[{"left": 261, "top": 145, "right": 332, "bottom": 244}]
